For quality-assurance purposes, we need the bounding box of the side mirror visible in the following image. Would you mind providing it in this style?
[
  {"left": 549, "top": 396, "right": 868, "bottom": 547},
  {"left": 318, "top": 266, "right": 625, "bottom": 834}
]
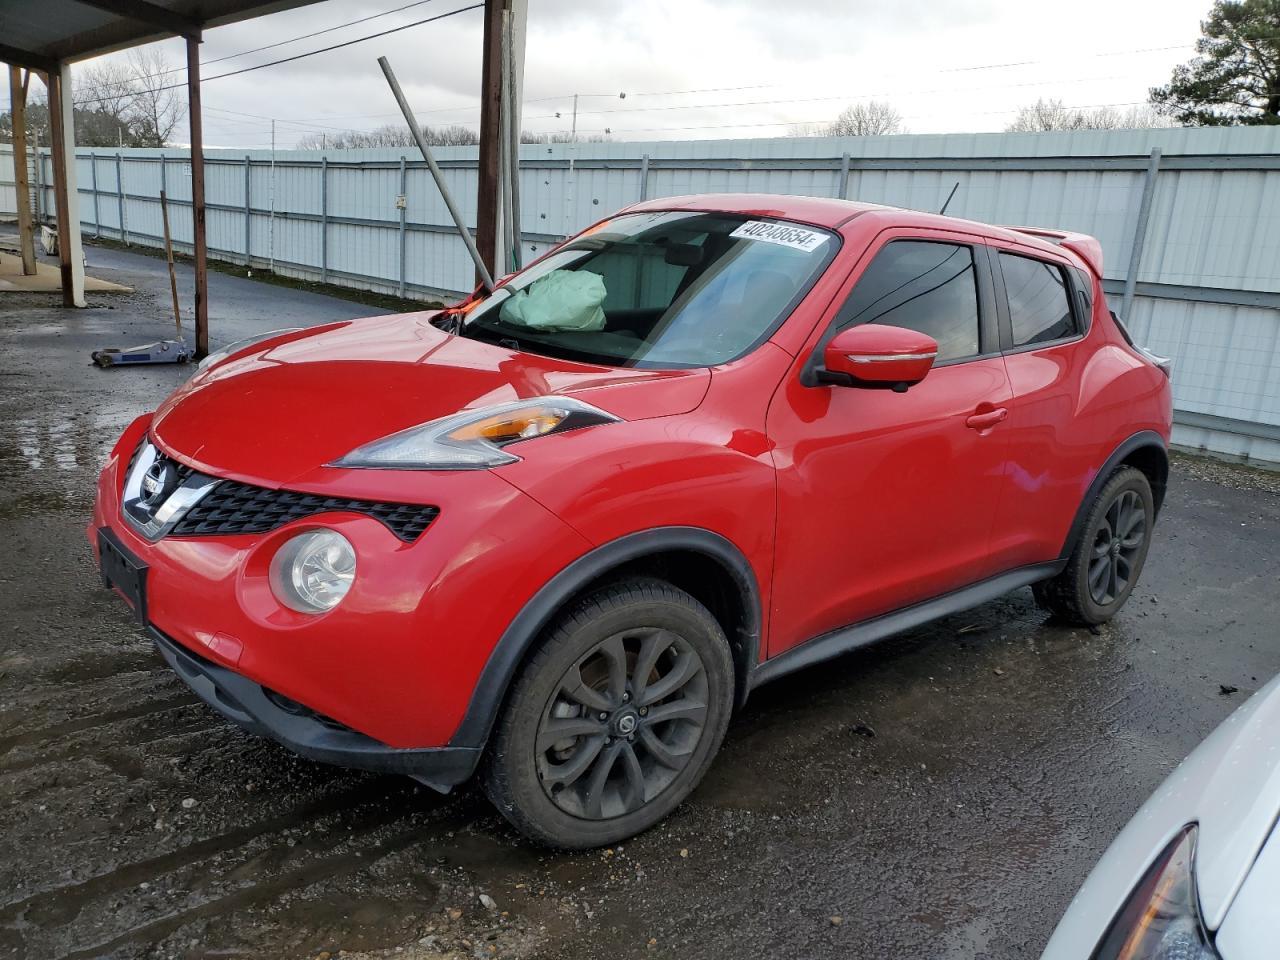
[{"left": 818, "top": 324, "right": 938, "bottom": 390}]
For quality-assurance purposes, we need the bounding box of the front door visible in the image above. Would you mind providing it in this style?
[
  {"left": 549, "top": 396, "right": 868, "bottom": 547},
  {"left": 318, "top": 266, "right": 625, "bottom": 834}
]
[{"left": 765, "top": 232, "right": 1013, "bottom": 655}]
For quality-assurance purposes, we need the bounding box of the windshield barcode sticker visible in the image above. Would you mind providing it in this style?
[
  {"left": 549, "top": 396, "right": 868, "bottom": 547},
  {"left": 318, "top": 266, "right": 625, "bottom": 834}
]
[{"left": 730, "top": 221, "right": 827, "bottom": 252}]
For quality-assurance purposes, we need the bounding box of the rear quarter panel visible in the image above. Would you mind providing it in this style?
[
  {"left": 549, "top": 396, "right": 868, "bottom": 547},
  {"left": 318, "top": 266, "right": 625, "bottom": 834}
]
[{"left": 988, "top": 248, "right": 1172, "bottom": 570}]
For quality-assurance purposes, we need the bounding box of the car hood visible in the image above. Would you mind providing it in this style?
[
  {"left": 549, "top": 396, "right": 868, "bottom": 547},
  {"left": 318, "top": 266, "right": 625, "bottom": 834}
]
[
  {"left": 1042, "top": 673, "right": 1280, "bottom": 958},
  {"left": 151, "top": 312, "right": 710, "bottom": 486}
]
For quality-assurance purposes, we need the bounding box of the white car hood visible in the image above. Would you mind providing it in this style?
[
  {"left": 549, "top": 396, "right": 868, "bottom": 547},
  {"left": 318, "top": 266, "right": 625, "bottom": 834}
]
[
  {"left": 1215, "top": 820, "right": 1280, "bottom": 957},
  {"left": 1043, "top": 673, "right": 1280, "bottom": 957}
]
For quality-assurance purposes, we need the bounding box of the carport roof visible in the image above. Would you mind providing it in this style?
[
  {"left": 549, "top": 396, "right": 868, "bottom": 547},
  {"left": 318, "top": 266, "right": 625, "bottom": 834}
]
[{"left": 0, "top": 0, "right": 319, "bottom": 71}]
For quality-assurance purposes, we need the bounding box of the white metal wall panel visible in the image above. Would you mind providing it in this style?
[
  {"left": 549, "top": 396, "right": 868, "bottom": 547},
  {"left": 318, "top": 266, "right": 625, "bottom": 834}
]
[{"left": 2, "top": 129, "right": 1278, "bottom": 463}]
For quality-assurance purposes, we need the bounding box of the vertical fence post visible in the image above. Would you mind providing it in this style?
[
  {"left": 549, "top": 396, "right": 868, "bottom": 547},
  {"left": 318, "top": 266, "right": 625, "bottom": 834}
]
[
  {"left": 320, "top": 156, "right": 329, "bottom": 284},
  {"left": 398, "top": 156, "right": 407, "bottom": 298},
  {"left": 638, "top": 153, "right": 650, "bottom": 201},
  {"left": 837, "top": 152, "right": 851, "bottom": 200},
  {"left": 159, "top": 153, "right": 167, "bottom": 233},
  {"left": 244, "top": 155, "right": 252, "bottom": 267},
  {"left": 115, "top": 152, "right": 128, "bottom": 245},
  {"left": 34, "top": 141, "right": 43, "bottom": 222},
  {"left": 90, "top": 152, "right": 100, "bottom": 237},
  {"left": 1121, "top": 147, "right": 1162, "bottom": 321}
]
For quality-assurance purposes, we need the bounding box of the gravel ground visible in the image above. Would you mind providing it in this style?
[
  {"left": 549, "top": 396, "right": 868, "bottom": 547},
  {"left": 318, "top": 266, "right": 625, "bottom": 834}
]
[{"left": 2, "top": 242, "right": 1278, "bottom": 960}]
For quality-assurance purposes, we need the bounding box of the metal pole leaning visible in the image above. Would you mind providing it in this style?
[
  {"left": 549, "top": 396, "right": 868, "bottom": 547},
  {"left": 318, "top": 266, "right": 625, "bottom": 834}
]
[
  {"left": 1121, "top": 147, "right": 1161, "bottom": 321},
  {"left": 378, "top": 56, "right": 495, "bottom": 293}
]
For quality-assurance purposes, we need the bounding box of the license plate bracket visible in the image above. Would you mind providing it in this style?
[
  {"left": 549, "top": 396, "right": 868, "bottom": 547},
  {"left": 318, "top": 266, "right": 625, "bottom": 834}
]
[{"left": 98, "top": 527, "right": 148, "bottom": 624}]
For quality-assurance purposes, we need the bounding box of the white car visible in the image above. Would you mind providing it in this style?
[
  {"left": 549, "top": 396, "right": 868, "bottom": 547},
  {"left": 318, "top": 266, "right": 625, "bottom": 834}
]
[{"left": 1043, "top": 674, "right": 1280, "bottom": 958}]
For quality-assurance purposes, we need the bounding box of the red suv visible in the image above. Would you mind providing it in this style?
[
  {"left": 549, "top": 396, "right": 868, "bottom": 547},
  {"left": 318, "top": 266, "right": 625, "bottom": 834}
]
[{"left": 92, "top": 195, "right": 1172, "bottom": 848}]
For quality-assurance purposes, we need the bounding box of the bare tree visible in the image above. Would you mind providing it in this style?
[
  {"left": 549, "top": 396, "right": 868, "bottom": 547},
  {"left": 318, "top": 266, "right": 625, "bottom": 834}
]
[
  {"left": 826, "top": 101, "right": 904, "bottom": 136},
  {"left": 76, "top": 60, "right": 135, "bottom": 144},
  {"left": 297, "top": 123, "right": 480, "bottom": 149},
  {"left": 786, "top": 122, "right": 825, "bottom": 138},
  {"left": 125, "top": 49, "right": 184, "bottom": 146},
  {"left": 1006, "top": 97, "right": 1175, "bottom": 132}
]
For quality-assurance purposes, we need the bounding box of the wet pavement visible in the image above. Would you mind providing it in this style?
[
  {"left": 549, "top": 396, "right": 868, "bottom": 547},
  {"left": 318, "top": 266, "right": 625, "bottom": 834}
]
[{"left": 2, "top": 241, "right": 1279, "bottom": 960}]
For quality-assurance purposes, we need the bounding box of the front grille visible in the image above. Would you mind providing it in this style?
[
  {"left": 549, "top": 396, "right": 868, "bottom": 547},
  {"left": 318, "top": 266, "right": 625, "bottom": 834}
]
[{"left": 169, "top": 479, "right": 440, "bottom": 542}]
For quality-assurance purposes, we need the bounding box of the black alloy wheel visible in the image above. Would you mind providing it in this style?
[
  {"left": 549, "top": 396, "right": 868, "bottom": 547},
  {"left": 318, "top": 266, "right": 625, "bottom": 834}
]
[
  {"left": 482, "top": 578, "right": 734, "bottom": 849},
  {"left": 1087, "top": 489, "right": 1147, "bottom": 606},
  {"left": 1033, "top": 465, "right": 1156, "bottom": 625},
  {"left": 536, "top": 627, "right": 709, "bottom": 819}
]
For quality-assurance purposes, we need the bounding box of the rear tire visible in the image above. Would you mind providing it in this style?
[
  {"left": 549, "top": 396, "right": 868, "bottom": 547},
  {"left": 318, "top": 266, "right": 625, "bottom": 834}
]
[
  {"left": 482, "top": 578, "right": 734, "bottom": 849},
  {"left": 1033, "top": 466, "right": 1154, "bottom": 625}
]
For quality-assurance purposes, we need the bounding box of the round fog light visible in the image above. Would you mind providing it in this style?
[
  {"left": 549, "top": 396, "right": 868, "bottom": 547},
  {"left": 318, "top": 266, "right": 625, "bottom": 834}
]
[{"left": 269, "top": 530, "right": 356, "bottom": 613}]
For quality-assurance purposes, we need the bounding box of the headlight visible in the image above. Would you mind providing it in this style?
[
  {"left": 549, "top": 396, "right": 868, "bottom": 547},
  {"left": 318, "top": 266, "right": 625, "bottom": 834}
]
[
  {"left": 197, "top": 328, "right": 303, "bottom": 372},
  {"left": 1092, "top": 826, "right": 1219, "bottom": 960},
  {"left": 269, "top": 530, "right": 356, "bottom": 613},
  {"left": 334, "top": 396, "right": 621, "bottom": 470}
]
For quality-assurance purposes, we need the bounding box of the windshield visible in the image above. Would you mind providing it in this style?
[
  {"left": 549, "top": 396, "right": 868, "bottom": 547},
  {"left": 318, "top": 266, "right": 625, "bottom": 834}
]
[{"left": 453, "top": 211, "right": 837, "bottom": 368}]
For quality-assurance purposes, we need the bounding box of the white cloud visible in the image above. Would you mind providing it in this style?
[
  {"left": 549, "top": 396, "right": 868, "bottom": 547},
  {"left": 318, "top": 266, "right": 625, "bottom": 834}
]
[{"left": 52, "top": 0, "right": 1213, "bottom": 148}]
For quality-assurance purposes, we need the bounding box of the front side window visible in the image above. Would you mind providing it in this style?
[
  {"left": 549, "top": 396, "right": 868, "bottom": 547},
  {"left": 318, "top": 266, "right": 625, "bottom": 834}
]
[
  {"left": 1001, "top": 253, "right": 1077, "bottom": 347},
  {"left": 454, "top": 212, "right": 837, "bottom": 368},
  {"left": 835, "top": 240, "right": 981, "bottom": 363}
]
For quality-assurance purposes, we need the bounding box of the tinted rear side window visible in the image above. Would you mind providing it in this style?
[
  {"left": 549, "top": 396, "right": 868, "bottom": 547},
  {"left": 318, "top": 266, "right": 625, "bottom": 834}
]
[
  {"left": 838, "top": 241, "right": 980, "bottom": 362},
  {"left": 1001, "top": 253, "right": 1077, "bottom": 347}
]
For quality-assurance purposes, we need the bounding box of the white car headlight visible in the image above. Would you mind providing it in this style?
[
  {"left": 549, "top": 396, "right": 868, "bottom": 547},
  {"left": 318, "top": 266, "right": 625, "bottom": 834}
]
[
  {"left": 269, "top": 530, "right": 356, "bottom": 613},
  {"left": 197, "top": 328, "right": 303, "bottom": 372},
  {"left": 334, "top": 396, "right": 621, "bottom": 470},
  {"left": 1092, "top": 826, "right": 1219, "bottom": 960}
]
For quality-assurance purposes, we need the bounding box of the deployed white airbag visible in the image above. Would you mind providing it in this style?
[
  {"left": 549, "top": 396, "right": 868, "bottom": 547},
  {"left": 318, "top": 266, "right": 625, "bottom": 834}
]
[{"left": 499, "top": 270, "right": 607, "bottom": 331}]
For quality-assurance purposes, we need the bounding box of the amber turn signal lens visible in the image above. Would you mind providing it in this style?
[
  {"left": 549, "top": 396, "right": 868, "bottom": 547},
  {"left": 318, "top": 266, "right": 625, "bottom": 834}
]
[{"left": 447, "top": 411, "right": 565, "bottom": 445}]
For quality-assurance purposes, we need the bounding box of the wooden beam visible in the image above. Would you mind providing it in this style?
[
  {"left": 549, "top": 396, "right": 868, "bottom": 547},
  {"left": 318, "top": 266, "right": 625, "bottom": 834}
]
[
  {"left": 8, "top": 66, "right": 37, "bottom": 276},
  {"left": 70, "top": 0, "right": 202, "bottom": 37},
  {"left": 0, "top": 43, "right": 58, "bottom": 74},
  {"left": 45, "top": 66, "right": 76, "bottom": 307},
  {"left": 187, "top": 36, "right": 209, "bottom": 358},
  {"left": 474, "top": 0, "right": 507, "bottom": 283}
]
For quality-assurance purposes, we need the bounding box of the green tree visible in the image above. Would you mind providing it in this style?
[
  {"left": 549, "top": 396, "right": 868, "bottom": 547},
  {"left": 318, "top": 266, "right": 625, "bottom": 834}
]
[{"left": 1150, "top": 0, "right": 1280, "bottom": 125}]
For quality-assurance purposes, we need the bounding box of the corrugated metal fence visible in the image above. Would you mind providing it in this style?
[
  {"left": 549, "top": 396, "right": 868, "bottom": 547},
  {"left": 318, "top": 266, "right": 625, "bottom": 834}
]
[{"left": 2, "top": 127, "right": 1278, "bottom": 463}]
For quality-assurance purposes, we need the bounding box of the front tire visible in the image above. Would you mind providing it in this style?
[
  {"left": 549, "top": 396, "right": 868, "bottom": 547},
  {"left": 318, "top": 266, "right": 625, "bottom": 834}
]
[
  {"left": 482, "top": 578, "right": 734, "bottom": 849},
  {"left": 1034, "top": 466, "right": 1155, "bottom": 625}
]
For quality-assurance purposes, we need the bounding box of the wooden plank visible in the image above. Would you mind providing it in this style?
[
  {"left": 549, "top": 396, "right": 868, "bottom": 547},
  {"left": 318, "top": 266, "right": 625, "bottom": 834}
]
[
  {"left": 187, "top": 36, "right": 209, "bottom": 358},
  {"left": 8, "top": 66, "right": 37, "bottom": 275}
]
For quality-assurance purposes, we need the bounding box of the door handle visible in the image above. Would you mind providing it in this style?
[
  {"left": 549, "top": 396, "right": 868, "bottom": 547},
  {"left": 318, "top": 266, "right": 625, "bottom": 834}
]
[{"left": 965, "top": 407, "right": 1008, "bottom": 430}]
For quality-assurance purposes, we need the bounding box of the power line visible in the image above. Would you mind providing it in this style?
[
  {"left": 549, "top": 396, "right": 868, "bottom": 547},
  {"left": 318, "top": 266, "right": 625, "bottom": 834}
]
[{"left": 70, "top": 2, "right": 482, "bottom": 108}]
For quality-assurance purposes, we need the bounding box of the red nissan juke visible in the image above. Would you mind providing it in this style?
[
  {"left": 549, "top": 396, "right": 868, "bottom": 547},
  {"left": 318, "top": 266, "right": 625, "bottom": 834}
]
[{"left": 92, "top": 194, "right": 1173, "bottom": 848}]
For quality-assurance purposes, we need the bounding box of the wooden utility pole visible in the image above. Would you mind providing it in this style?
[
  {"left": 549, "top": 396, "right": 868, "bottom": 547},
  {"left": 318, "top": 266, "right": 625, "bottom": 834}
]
[
  {"left": 186, "top": 35, "right": 209, "bottom": 359},
  {"left": 7, "top": 66, "right": 36, "bottom": 275},
  {"left": 475, "top": 0, "right": 507, "bottom": 284}
]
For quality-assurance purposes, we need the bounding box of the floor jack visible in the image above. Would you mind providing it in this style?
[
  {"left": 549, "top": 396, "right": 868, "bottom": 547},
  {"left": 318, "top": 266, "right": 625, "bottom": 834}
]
[{"left": 92, "top": 189, "right": 192, "bottom": 369}]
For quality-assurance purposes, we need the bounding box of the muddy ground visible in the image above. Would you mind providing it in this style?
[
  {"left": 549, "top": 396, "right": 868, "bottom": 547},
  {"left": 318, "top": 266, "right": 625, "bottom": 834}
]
[{"left": 2, "top": 240, "right": 1278, "bottom": 960}]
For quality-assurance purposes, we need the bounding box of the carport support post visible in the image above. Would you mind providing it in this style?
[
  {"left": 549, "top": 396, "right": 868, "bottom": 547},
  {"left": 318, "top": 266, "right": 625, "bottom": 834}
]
[
  {"left": 7, "top": 66, "right": 37, "bottom": 275},
  {"left": 46, "top": 62, "right": 85, "bottom": 308},
  {"left": 1121, "top": 147, "right": 1161, "bottom": 321},
  {"left": 187, "top": 35, "right": 209, "bottom": 360}
]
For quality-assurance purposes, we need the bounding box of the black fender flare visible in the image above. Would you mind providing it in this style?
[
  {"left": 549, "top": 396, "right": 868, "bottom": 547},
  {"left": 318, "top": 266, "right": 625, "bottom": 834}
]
[
  {"left": 447, "top": 526, "right": 762, "bottom": 751},
  {"left": 1058, "top": 429, "right": 1168, "bottom": 560}
]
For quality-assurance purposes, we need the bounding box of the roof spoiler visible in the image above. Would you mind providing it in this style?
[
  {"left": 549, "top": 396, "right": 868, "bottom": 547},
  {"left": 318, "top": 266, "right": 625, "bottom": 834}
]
[{"left": 1004, "top": 226, "right": 1104, "bottom": 279}]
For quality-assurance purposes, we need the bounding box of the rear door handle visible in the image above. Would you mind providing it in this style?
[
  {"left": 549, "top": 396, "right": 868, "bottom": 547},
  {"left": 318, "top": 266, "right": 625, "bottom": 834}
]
[{"left": 965, "top": 407, "right": 1008, "bottom": 430}]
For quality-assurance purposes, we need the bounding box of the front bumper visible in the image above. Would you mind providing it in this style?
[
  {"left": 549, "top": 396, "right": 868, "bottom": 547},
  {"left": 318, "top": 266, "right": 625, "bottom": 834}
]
[
  {"left": 90, "top": 414, "right": 595, "bottom": 754},
  {"left": 151, "top": 625, "right": 479, "bottom": 791}
]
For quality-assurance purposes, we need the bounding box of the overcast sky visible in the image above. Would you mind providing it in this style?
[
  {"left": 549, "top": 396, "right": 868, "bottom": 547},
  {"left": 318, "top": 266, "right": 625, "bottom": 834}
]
[{"left": 14, "top": 0, "right": 1216, "bottom": 148}]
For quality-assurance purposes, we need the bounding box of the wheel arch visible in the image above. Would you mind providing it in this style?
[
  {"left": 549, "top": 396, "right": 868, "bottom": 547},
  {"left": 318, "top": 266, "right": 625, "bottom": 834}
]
[
  {"left": 448, "top": 527, "right": 762, "bottom": 751},
  {"left": 1059, "top": 430, "right": 1168, "bottom": 560}
]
